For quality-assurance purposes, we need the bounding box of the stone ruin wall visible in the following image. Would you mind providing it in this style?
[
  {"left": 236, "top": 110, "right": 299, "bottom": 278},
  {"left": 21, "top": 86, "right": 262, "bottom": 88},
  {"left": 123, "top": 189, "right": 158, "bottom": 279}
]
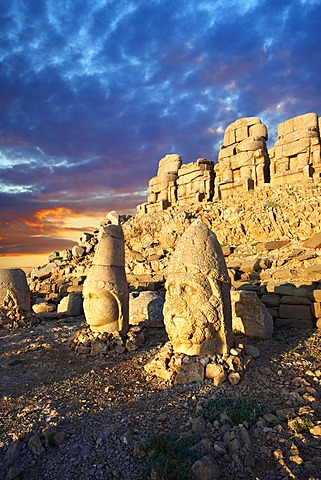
[{"left": 137, "top": 112, "right": 321, "bottom": 213}]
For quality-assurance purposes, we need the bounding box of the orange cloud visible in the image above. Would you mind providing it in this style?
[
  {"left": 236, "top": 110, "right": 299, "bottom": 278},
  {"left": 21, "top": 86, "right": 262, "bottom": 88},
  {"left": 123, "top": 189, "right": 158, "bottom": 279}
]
[{"left": 35, "top": 207, "right": 73, "bottom": 221}]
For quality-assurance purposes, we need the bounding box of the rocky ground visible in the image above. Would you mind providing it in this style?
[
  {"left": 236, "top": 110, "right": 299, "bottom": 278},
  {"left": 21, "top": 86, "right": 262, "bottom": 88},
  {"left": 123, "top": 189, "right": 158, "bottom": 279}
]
[{"left": 1, "top": 317, "right": 321, "bottom": 480}]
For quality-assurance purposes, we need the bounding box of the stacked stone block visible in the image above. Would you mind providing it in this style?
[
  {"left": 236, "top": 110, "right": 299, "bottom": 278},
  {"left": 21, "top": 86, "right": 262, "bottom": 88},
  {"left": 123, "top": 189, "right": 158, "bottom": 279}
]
[
  {"left": 214, "top": 117, "right": 269, "bottom": 200},
  {"left": 269, "top": 112, "right": 321, "bottom": 184},
  {"left": 261, "top": 284, "right": 315, "bottom": 329},
  {"left": 176, "top": 158, "right": 214, "bottom": 205},
  {"left": 143, "top": 154, "right": 182, "bottom": 213}
]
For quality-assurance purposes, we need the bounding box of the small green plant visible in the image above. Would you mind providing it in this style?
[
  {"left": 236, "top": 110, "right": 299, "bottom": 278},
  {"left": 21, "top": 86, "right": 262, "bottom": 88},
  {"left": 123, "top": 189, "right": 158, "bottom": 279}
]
[
  {"left": 141, "top": 432, "right": 204, "bottom": 480},
  {"left": 201, "top": 397, "right": 266, "bottom": 427},
  {"left": 263, "top": 200, "right": 278, "bottom": 209},
  {"left": 290, "top": 416, "right": 315, "bottom": 433}
]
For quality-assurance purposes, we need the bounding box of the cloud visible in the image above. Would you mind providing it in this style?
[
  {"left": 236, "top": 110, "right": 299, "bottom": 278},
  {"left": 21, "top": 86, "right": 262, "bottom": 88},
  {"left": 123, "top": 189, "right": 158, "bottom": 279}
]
[{"left": 1, "top": 0, "right": 321, "bottom": 261}]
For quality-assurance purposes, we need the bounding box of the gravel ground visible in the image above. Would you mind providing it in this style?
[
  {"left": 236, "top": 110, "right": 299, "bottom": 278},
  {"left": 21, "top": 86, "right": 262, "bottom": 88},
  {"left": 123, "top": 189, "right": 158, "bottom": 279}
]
[{"left": 1, "top": 317, "right": 321, "bottom": 480}]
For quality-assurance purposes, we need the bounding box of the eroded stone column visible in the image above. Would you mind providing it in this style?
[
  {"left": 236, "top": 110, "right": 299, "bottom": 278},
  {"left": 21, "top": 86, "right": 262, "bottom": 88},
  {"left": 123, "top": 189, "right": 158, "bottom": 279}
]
[
  {"left": 83, "top": 222, "right": 129, "bottom": 335},
  {"left": 163, "top": 219, "right": 233, "bottom": 355}
]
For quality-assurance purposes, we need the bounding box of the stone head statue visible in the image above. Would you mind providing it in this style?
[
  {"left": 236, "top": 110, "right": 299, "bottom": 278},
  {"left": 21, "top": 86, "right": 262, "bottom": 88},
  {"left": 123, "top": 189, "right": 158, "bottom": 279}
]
[
  {"left": 83, "top": 222, "right": 129, "bottom": 335},
  {"left": 163, "top": 219, "right": 233, "bottom": 355},
  {"left": 0, "top": 268, "right": 30, "bottom": 312}
]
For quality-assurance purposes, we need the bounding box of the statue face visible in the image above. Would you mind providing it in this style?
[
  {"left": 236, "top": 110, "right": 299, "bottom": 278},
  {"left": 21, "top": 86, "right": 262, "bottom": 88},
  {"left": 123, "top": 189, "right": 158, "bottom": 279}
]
[
  {"left": 163, "top": 273, "right": 221, "bottom": 351},
  {"left": 83, "top": 288, "right": 120, "bottom": 332}
]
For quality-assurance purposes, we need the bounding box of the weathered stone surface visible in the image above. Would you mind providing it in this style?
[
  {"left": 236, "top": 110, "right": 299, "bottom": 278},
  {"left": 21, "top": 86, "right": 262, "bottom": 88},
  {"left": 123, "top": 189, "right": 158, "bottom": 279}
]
[
  {"left": 163, "top": 219, "right": 233, "bottom": 356},
  {"left": 57, "top": 292, "right": 83, "bottom": 316},
  {"left": 231, "top": 290, "right": 273, "bottom": 339},
  {"left": 32, "top": 301, "right": 56, "bottom": 313},
  {"left": 31, "top": 262, "right": 57, "bottom": 280},
  {"left": 311, "top": 302, "right": 321, "bottom": 318},
  {"left": 303, "top": 232, "right": 321, "bottom": 249},
  {"left": 191, "top": 454, "right": 220, "bottom": 480},
  {"left": 72, "top": 245, "right": 85, "bottom": 258},
  {"left": 280, "top": 295, "right": 311, "bottom": 305},
  {"left": 278, "top": 304, "right": 312, "bottom": 319},
  {"left": 275, "top": 318, "right": 315, "bottom": 329},
  {"left": 129, "top": 291, "right": 164, "bottom": 327},
  {"left": 271, "top": 112, "right": 321, "bottom": 185},
  {"left": 256, "top": 240, "right": 290, "bottom": 252},
  {"left": 0, "top": 268, "right": 30, "bottom": 311},
  {"left": 312, "top": 290, "right": 321, "bottom": 302},
  {"left": 261, "top": 294, "right": 280, "bottom": 307},
  {"left": 83, "top": 221, "right": 129, "bottom": 335},
  {"left": 174, "top": 361, "right": 204, "bottom": 384},
  {"left": 304, "top": 264, "right": 321, "bottom": 280},
  {"left": 215, "top": 117, "right": 269, "bottom": 200},
  {"left": 205, "top": 363, "right": 226, "bottom": 385}
]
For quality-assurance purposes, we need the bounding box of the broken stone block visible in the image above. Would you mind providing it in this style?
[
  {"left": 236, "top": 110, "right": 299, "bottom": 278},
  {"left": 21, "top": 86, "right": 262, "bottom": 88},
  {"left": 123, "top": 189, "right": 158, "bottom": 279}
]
[{"left": 231, "top": 290, "right": 273, "bottom": 339}]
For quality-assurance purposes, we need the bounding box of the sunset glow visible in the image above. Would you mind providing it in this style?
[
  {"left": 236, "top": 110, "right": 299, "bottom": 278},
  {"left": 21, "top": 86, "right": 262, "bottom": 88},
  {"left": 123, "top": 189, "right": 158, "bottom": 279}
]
[{"left": 1, "top": 0, "right": 321, "bottom": 268}]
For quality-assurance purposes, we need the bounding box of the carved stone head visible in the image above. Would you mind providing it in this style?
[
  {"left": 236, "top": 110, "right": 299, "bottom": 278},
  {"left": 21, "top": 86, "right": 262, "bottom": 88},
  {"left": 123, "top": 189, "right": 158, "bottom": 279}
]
[{"left": 163, "top": 219, "right": 233, "bottom": 355}]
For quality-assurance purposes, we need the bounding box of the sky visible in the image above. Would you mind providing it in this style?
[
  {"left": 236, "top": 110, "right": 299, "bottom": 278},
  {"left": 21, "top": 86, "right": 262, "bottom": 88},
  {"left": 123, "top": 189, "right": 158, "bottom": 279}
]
[{"left": 1, "top": 0, "right": 321, "bottom": 267}]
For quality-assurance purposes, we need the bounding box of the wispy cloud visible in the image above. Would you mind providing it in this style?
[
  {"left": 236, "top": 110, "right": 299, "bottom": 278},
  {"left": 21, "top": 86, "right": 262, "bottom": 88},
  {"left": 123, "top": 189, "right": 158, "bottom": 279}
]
[{"left": 1, "top": 0, "right": 321, "bottom": 262}]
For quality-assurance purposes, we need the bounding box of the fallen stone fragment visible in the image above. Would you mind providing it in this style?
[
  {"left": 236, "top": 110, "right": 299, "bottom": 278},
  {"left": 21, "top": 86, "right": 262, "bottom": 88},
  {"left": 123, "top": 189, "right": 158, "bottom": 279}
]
[
  {"left": 191, "top": 454, "right": 221, "bottom": 480},
  {"left": 28, "top": 434, "right": 45, "bottom": 456},
  {"left": 303, "top": 231, "right": 321, "bottom": 249}
]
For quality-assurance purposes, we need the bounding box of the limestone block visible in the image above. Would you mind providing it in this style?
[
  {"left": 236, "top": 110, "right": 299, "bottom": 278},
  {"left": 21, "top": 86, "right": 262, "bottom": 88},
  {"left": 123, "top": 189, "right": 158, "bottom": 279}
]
[
  {"left": 312, "top": 290, "right": 321, "bottom": 302},
  {"left": 223, "top": 128, "right": 236, "bottom": 146},
  {"left": 278, "top": 118, "right": 294, "bottom": 137},
  {"left": 205, "top": 363, "right": 226, "bottom": 385},
  {"left": 0, "top": 268, "right": 30, "bottom": 312},
  {"left": 261, "top": 294, "right": 280, "bottom": 307},
  {"left": 305, "top": 263, "right": 321, "bottom": 280},
  {"left": 157, "top": 154, "right": 182, "bottom": 176},
  {"left": 72, "top": 245, "right": 85, "bottom": 258},
  {"left": 280, "top": 295, "right": 311, "bottom": 305},
  {"left": 61, "top": 249, "right": 72, "bottom": 261},
  {"left": 174, "top": 362, "right": 204, "bottom": 384},
  {"left": 236, "top": 126, "right": 249, "bottom": 142},
  {"left": 32, "top": 302, "right": 56, "bottom": 313},
  {"left": 271, "top": 285, "right": 311, "bottom": 297},
  {"left": 57, "top": 292, "right": 83, "bottom": 316},
  {"left": 236, "top": 137, "right": 266, "bottom": 153},
  {"left": 129, "top": 291, "right": 164, "bottom": 327},
  {"left": 275, "top": 318, "right": 315, "bottom": 329},
  {"left": 197, "top": 158, "right": 214, "bottom": 170},
  {"left": 83, "top": 222, "right": 129, "bottom": 335},
  {"left": 282, "top": 128, "right": 318, "bottom": 144},
  {"left": 283, "top": 138, "right": 311, "bottom": 157},
  {"left": 219, "top": 144, "right": 236, "bottom": 159},
  {"left": 249, "top": 123, "right": 268, "bottom": 139},
  {"left": 297, "top": 152, "right": 310, "bottom": 168},
  {"left": 278, "top": 304, "right": 312, "bottom": 320},
  {"left": 231, "top": 290, "right": 273, "bottom": 339},
  {"left": 48, "top": 251, "right": 60, "bottom": 262},
  {"left": 30, "top": 262, "right": 57, "bottom": 280},
  {"left": 233, "top": 117, "right": 261, "bottom": 129},
  {"left": 163, "top": 219, "right": 233, "bottom": 356},
  {"left": 256, "top": 240, "right": 290, "bottom": 252},
  {"left": 303, "top": 232, "right": 321, "bottom": 249},
  {"left": 274, "top": 145, "right": 283, "bottom": 159},
  {"left": 293, "top": 112, "right": 318, "bottom": 131}
]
